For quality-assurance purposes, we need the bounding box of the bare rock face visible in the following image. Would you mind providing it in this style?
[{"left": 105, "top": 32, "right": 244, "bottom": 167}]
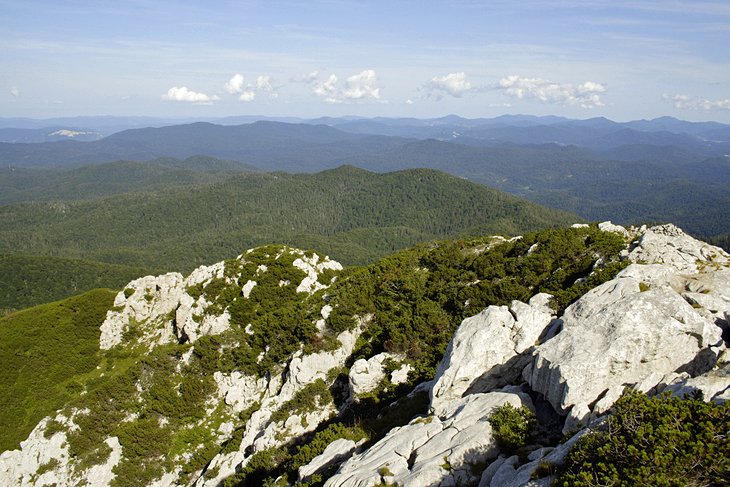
[
  {"left": 479, "top": 429, "right": 590, "bottom": 487},
  {"left": 430, "top": 298, "right": 554, "bottom": 416},
  {"left": 628, "top": 224, "right": 729, "bottom": 273},
  {"left": 298, "top": 438, "right": 362, "bottom": 483},
  {"left": 524, "top": 225, "right": 729, "bottom": 432},
  {"left": 325, "top": 390, "right": 533, "bottom": 487},
  {"left": 100, "top": 272, "right": 186, "bottom": 349}
]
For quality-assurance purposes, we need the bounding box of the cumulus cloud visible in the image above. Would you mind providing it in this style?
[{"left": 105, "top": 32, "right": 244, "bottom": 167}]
[
  {"left": 314, "top": 74, "right": 340, "bottom": 103},
  {"left": 343, "top": 70, "right": 380, "bottom": 100},
  {"left": 427, "top": 72, "right": 473, "bottom": 98},
  {"left": 225, "top": 74, "right": 245, "bottom": 94},
  {"left": 162, "top": 86, "right": 218, "bottom": 103},
  {"left": 312, "top": 70, "right": 381, "bottom": 104},
  {"left": 239, "top": 91, "right": 256, "bottom": 102},
  {"left": 225, "top": 73, "right": 278, "bottom": 101},
  {"left": 497, "top": 75, "right": 606, "bottom": 108},
  {"left": 663, "top": 94, "right": 730, "bottom": 110},
  {"left": 10, "top": 86, "right": 20, "bottom": 98}
]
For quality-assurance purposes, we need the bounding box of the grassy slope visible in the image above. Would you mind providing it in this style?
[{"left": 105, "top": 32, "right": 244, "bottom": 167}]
[{"left": 0, "top": 289, "right": 116, "bottom": 451}]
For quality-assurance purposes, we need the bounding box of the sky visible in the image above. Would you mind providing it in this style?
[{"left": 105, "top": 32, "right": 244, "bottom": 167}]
[{"left": 1, "top": 0, "right": 729, "bottom": 122}]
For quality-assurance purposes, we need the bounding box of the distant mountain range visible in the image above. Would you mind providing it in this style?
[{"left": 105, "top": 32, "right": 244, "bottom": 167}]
[{"left": 1, "top": 117, "right": 728, "bottom": 244}]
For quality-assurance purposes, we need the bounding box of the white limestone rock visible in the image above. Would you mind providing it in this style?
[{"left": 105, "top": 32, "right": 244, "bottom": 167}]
[
  {"left": 664, "top": 365, "right": 730, "bottom": 404},
  {"left": 349, "top": 352, "right": 405, "bottom": 397},
  {"left": 0, "top": 415, "right": 122, "bottom": 487},
  {"left": 598, "top": 221, "right": 629, "bottom": 236},
  {"left": 481, "top": 428, "right": 590, "bottom": 487},
  {"left": 100, "top": 272, "right": 185, "bottom": 349},
  {"left": 326, "top": 391, "right": 533, "bottom": 487},
  {"left": 293, "top": 253, "right": 343, "bottom": 294},
  {"left": 298, "top": 438, "right": 361, "bottom": 483},
  {"left": 213, "top": 371, "right": 269, "bottom": 413},
  {"left": 628, "top": 223, "right": 729, "bottom": 273},
  {"left": 431, "top": 300, "right": 553, "bottom": 416},
  {"left": 196, "top": 328, "right": 361, "bottom": 487},
  {"left": 390, "top": 363, "right": 413, "bottom": 385},
  {"left": 525, "top": 280, "right": 721, "bottom": 426},
  {"left": 525, "top": 232, "right": 726, "bottom": 433}
]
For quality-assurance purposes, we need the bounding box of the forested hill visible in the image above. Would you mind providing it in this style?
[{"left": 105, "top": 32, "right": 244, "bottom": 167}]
[
  {"left": 3, "top": 119, "right": 728, "bottom": 245},
  {"left": 0, "top": 156, "right": 257, "bottom": 205},
  {"left": 0, "top": 166, "right": 578, "bottom": 309}
]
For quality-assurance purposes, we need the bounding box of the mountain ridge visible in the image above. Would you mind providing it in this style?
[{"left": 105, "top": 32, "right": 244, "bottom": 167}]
[{"left": 1, "top": 222, "right": 727, "bottom": 486}]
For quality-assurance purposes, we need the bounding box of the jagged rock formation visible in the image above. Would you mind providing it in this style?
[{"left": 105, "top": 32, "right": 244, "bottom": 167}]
[
  {"left": 2, "top": 223, "right": 729, "bottom": 487},
  {"left": 430, "top": 296, "right": 554, "bottom": 416},
  {"left": 326, "top": 390, "right": 533, "bottom": 487}
]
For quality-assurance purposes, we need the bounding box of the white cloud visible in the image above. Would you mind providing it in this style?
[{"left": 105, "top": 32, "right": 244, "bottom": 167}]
[
  {"left": 239, "top": 91, "right": 256, "bottom": 102},
  {"left": 162, "top": 86, "right": 218, "bottom": 103},
  {"left": 312, "top": 70, "right": 381, "bottom": 104},
  {"left": 255, "top": 75, "right": 273, "bottom": 91},
  {"left": 225, "top": 73, "right": 278, "bottom": 101},
  {"left": 225, "top": 74, "right": 245, "bottom": 94},
  {"left": 343, "top": 70, "right": 380, "bottom": 100},
  {"left": 10, "top": 86, "right": 20, "bottom": 98},
  {"left": 314, "top": 73, "right": 342, "bottom": 103},
  {"left": 664, "top": 93, "right": 730, "bottom": 110},
  {"left": 497, "top": 75, "right": 606, "bottom": 108},
  {"left": 405, "top": 99, "right": 414, "bottom": 105},
  {"left": 427, "top": 72, "right": 473, "bottom": 98}
]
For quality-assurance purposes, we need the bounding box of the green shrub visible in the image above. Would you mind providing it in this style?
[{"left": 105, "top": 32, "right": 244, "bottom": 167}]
[
  {"left": 488, "top": 403, "right": 537, "bottom": 455},
  {"left": 555, "top": 390, "right": 730, "bottom": 486}
]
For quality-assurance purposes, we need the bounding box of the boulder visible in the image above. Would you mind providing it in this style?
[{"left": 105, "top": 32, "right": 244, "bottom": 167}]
[
  {"left": 598, "top": 221, "right": 629, "bottom": 236},
  {"left": 525, "top": 272, "right": 723, "bottom": 432},
  {"left": 431, "top": 300, "right": 553, "bottom": 416},
  {"left": 664, "top": 364, "right": 730, "bottom": 404},
  {"left": 348, "top": 352, "right": 409, "bottom": 398}
]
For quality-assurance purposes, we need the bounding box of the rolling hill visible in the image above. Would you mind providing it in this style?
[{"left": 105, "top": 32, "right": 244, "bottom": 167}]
[{"left": 0, "top": 166, "right": 578, "bottom": 309}]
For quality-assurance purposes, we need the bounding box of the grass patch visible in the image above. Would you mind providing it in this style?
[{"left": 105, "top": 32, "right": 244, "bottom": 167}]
[{"left": 0, "top": 288, "right": 116, "bottom": 452}]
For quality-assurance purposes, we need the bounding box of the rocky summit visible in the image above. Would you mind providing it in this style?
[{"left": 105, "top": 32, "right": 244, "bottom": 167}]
[{"left": 1, "top": 223, "right": 728, "bottom": 486}]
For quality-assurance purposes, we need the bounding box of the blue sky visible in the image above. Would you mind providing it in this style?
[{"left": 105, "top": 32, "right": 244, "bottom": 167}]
[{"left": 1, "top": 0, "right": 729, "bottom": 121}]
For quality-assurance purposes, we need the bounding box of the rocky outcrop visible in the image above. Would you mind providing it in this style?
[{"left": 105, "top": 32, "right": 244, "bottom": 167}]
[
  {"left": 478, "top": 428, "right": 589, "bottom": 487},
  {"left": 524, "top": 225, "right": 729, "bottom": 432},
  {"left": 430, "top": 296, "right": 554, "bottom": 416},
  {"left": 348, "top": 352, "right": 411, "bottom": 398},
  {"left": 325, "top": 390, "right": 533, "bottom": 487},
  {"left": 100, "top": 248, "right": 344, "bottom": 350},
  {"left": 0, "top": 414, "right": 121, "bottom": 487},
  {"left": 197, "top": 327, "right": 361, "bottom": 487},
  {"left": 628, "top": 224, "right": 729, "bottom": 273},
  {"left": 6, "top": 223, "right": 730, "bottom": 487},
  {"left": 100, "top": 272, "right": 186, "bottom": 349}
]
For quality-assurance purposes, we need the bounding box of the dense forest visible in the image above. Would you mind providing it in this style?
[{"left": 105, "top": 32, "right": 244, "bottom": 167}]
[{"left": 0, "top": 166, "right": 578, "bottom": 310}]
